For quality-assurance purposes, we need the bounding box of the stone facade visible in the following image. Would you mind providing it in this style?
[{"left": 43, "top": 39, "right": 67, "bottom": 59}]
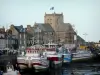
[
  {"left": 0, "top": 27, "right": 6, "bottom": 49},
  {"left": 9, "top": 25, "right": 26, "bottom": 49},
  {"left": 0, "top": 26, "right": 17, "bottom": 49},
  {"left": 44, "top": 12, "right": 75, "bottom": 44},
  {"left": 33, "top": 23, "right": 55, "bottom": 44},
  {"left": 44, "top": 12, "right": 64, "bottom": 31},
  {"left": 26, "top": 25, "right": 34, "bottom": 46}
]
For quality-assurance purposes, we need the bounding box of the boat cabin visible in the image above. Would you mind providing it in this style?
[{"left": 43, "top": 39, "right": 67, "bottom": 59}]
[
  {"left": 43, "top": 43, "right": 58, "bottom": 48},
  {"left": 25, "top": 45, "right": 44, "bottom": 57}
]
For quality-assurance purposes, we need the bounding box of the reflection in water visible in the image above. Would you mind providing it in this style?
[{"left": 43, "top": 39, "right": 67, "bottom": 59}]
[
  {"left": 48, "top": 63, "right": 100, "bottom": 75},
  {"left": 49, "top": 69, "right": 63, "bottom": 75},
  {"left": 23, "top": 63, "right": 100, "bottom": 75}
]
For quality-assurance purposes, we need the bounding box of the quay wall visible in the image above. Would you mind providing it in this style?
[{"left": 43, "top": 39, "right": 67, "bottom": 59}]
[{"left": 0, "top": 55, "right": 17, "bottom": 65}]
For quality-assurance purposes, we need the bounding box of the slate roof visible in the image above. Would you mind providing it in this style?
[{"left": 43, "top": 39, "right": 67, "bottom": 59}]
[
  {"left": 56, "top": 23, "right": 74, "bottom": 33},
  {"left": 0, "top": 28, "right": 5, "bottom": 33},
  {"left": 34, "top": 23, "right": 54, "bottom": 32},
  {"left": 14, "top": 25, "right": 26, "bottom": 32},
  {"left": 77, "top": 35, "right": 85, "bottom": 42}
]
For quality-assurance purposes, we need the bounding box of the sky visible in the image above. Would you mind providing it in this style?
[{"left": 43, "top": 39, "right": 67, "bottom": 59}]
[{"left": 0, "top": 0, "right": 100, "bottom": 42}]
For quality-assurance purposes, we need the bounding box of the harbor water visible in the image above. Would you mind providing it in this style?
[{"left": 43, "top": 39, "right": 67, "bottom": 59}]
[{"left": 22, "top": 60, "right": 100, "bottom": 75}]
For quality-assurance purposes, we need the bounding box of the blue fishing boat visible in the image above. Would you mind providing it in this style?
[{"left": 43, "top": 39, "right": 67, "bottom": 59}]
[
  {"left": 63, "top": 48, "right": 72, "bottom": 63},
  {"left": 58, "top": 47, "right": 72, "bottom": 63}
]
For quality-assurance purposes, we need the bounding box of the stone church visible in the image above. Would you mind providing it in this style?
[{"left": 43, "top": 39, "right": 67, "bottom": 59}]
[{"left": 44, "top": 12, "right": 76, "bottom": 44}]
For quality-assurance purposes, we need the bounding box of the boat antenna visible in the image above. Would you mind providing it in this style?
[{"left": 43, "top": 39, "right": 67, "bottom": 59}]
[{"left": 6, "top": 25, "right": 8, "bottom": 48}]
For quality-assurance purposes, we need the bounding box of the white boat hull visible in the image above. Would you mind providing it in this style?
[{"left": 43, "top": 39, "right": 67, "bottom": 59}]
[
  {"left": 18, "top": 64, "right": 28, "bottom": 69},
  {"left": 72, "top": 56, "right": 93, "bottom": 61},
  {"left": 33, "top": 65, "right": 48, "bottom": 72},
  {"left": 31, "top": 57, "right": 49, "bottom": 72},
  {"left": 17, "top": 58, "right": 28, "bottom": 70},
  {"left": 72, "top": 51, "right": 93, "bottom": 61}
]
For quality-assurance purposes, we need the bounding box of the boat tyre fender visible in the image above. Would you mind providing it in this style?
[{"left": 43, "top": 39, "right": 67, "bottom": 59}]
[
  {"left": 71, "top": 54, "right": 73, "bottom": 60},
  {"left": 62, "top": 55, "right": 64, "bottom": 64}
]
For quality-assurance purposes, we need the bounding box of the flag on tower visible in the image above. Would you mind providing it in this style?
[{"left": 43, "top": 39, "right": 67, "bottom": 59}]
[{"left": 50, "top": 7, "right": 54, "bottom": 10}]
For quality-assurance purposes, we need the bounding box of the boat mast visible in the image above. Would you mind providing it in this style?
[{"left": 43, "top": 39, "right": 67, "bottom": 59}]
[
  {"left": 38, "top": 27, "right": 39, "bottom": 44},
  {"left": 6, "top": 24, "right": 9, "bottom": 54},
  {"left": 5, "top": 24, "right": 8, "bottom": 48}
]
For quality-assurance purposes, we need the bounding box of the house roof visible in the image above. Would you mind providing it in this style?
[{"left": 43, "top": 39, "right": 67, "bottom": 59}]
[
  {"left": 0, "top": 27, "right": 5, "bottom": 33},
  {"left": 14, "top": 25, "right": 26, "bottom": 32},
  {"left": 34, "top": 23, "right": 54, "bottom": 32},
  {"left": 77, "top": 35, "right": 85, "bottom": 42},
  {"left": 56, "top": 23, "right": 74, "bottom": 33}
]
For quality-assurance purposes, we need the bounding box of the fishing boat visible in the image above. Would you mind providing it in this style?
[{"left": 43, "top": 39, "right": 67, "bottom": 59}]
[
  {"left": 26, "top": 45, "right": 49, "bottom": 72},
  {"left": 43, "top": 42, "right": 63, "bottom": 69},
  {"left": 17, "top": 44, "right": 49, "bottom": 72},
  {"left": 17, "top": 51, "right": 28, "bottom": 72},
  {"left": 61, "top": 47, "right": 72, "bottom": 63},
  {"left": 72, "top": 50, "right": 93, "bottom": 61}
]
